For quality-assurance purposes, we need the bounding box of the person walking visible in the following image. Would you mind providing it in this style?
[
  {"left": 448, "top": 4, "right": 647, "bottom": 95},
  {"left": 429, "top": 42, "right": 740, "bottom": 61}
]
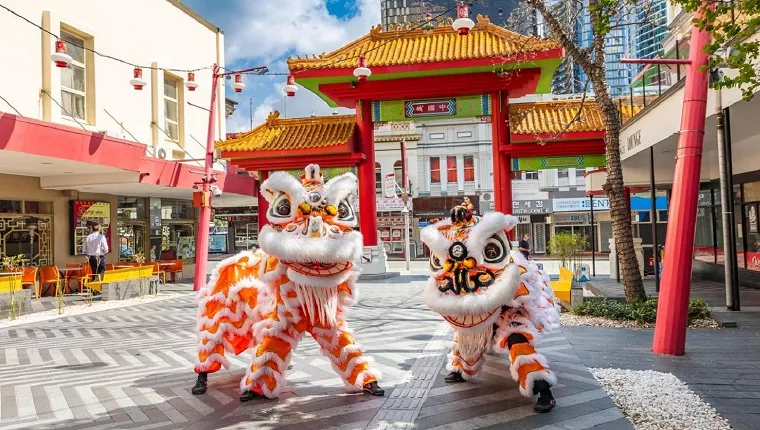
[
  {"left": 85, "top": 223, "right": 109, "bottom": 281},
  {"left": 518, "top": 233, "right": 531, "bottom": 259}
]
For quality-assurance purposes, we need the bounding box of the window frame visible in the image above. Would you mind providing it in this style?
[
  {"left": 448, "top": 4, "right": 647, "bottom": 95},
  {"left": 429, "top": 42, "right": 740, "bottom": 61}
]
[
  {"left": 59, "top": 30, "right": 87, "bottom": 121},
  {"left": 463, "top": 155, "right": 475, "bottom": 182},
  {"left": 430, "top": 158, "right": 441, "bottom": 184},
  {"left": 375, "top": 162, "right": 383, "bottom": 195},
  {"left": 446, "top": 156, "right": 457, "bottom": 183},
  {"left": 163, "top": 74, "right": 182, "bottom": 144}
]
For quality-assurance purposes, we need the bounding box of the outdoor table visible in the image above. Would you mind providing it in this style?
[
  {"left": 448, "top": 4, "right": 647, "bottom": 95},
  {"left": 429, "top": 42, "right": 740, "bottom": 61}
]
[{"left": 57, "top": 268, "right": 82, "bottom": 295}]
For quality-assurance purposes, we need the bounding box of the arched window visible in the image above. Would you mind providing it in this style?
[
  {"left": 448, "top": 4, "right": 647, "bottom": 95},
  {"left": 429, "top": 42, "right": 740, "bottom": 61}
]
[
  {"left": 394, "top": 160, "right": 403, "bottom": 191},
  {"left": 375, "top": 162, "right": 382, "bottom": 196}
]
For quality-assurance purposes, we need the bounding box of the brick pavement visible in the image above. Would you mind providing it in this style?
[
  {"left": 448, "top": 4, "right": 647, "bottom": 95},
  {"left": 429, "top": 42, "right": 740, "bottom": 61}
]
[
  {"left": 0, "top": 276, "right": 630, "bottom": 429},
  {"left": 565, "top": 325, "right": 760, "bottom": 430}
]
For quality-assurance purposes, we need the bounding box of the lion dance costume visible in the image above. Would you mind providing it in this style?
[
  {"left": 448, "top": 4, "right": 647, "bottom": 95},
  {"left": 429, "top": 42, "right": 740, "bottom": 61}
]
[
  {"left": 420, "top": 206, "right": 561, "bottom": 412},
  {"left": 191, "top": 165, "right": 384, "bottom": 401}
]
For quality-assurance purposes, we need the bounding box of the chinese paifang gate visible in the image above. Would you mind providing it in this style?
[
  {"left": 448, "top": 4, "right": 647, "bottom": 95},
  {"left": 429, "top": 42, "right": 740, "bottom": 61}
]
[
  {"left": 191, "top": 164, "right": 384, "bottom": 401},
  {"left": 421, "top": 205, "right": 561, "bottom": 413}
]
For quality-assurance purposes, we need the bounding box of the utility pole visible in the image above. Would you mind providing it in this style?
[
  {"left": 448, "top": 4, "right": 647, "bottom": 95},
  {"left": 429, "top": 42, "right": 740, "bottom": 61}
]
[{"left": 249, "top": 98, "right": 253, "bottom": 130}]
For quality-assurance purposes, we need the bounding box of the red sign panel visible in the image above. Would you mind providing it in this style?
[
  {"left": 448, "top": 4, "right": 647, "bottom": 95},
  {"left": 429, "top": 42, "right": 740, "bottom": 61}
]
[{"left": 405, "top": 99, "right": 456, "bottom": 118}]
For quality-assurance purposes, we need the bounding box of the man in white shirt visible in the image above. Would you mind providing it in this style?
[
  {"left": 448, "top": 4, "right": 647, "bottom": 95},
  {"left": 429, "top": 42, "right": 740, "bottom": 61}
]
[{"left": 84, "top": 223, "right": 109, "bottom": 281}]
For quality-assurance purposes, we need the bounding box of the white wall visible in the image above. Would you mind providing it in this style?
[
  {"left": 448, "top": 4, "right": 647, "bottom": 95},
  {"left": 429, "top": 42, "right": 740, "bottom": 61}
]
[{"left": 0, "top": 0, "right": 224, "bottom": 163}]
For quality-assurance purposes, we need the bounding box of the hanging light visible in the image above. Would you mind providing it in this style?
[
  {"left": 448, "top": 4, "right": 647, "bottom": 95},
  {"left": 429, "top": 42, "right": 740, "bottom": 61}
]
[
  {"left": 185, "top": 72, "right": 199, "bottom": 91},
  {"left": 453, "top": 2, "right": 475, "bottom": 36},
  {"left": 130, "top": 67, "right": 147, "bottom": 90},
  {"left": 51, "top": 40, "right": 72, "bottom": 68},
  {"left": 422, "top": 13, "right": 435, "bottom": 35},
  {"left": 284, "top": 75, "right": 298, "bottom": 97},
  {"left": 353, "top": 56, "right": 371, "bottom": 81},
  {"left": 231, "top": 73, "right": 245, "bottom": 93}
]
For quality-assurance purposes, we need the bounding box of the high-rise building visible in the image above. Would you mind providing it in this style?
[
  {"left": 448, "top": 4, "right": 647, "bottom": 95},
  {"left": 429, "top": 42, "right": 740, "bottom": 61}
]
[
  {"left": 380, "top": 0, "right": 455, "bottom": 30},
  {"left": 548, "top": 0, "right": 584, "bottom": 94},
  {"left": 632, "top": 0, "right": 669, "bottom": 74}
]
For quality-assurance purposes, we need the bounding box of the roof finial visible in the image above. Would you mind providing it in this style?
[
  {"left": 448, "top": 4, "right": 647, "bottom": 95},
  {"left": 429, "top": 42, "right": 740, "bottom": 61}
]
[{"left": 266, "top": 110, "right": 280, "bottom": 126}]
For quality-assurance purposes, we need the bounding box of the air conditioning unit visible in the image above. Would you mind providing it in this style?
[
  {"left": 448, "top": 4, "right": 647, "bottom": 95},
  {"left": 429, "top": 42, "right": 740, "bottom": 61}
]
[{"left": 97, "top": 129, "right": 121, "bottom": 138}]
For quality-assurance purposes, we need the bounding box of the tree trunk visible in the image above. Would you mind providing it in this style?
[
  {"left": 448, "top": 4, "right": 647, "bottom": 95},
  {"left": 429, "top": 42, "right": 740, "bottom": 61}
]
[{"left": 596, "top": 91, "right": 646, "bottom": 302}]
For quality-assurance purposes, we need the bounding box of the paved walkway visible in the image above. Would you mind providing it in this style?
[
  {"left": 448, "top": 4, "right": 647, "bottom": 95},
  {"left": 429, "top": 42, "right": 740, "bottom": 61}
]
[
  {"left": 0, "top": 277, "right": 629, "bottom": 429},
  {"left": 565, "top": 325, "right": 760, "bottom": 430}
]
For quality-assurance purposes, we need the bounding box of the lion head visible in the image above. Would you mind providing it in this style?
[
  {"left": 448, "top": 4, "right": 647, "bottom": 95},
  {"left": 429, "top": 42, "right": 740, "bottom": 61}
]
[
  {"left": 420, "top": 206, "right": 521, "bottom": 331},
  {"left": 258, "top": 164, "right": 362, "bottom": 286}
]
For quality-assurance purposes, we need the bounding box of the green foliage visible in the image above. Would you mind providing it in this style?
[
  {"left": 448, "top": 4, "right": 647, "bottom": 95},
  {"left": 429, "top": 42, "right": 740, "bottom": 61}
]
[
  {"left": 1, "top": 255, "right": 24, "bottom": 272},
  {"left": 671, "top": 0, "right": 760, "bottom": 100},
  {"left": 573, "top": 297, "right": 712, "bottom": 323},
  {"left": 548, "top": 232, "right": 588, "bottom": 267}
]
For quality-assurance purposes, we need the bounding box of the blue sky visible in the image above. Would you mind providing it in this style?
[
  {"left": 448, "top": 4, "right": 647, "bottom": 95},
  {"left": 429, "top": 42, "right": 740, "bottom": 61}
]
[{"left": 181, "top": 0, "right": 381, "bottom": 132}]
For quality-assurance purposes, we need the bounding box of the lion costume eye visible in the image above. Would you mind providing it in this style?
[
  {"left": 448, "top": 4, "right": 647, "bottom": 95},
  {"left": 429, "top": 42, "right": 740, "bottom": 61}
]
[
  {"left": 483, "top": 235, "right": 507, "bottom": 264},
  {"left": 430, "top": 254, "right": 443, "bottom": 271},
  {"left": 337, "top": 200, "right": 353, "bottom": 221},
  {"left": 269, "top": 192, "right": 293, "bottom": 220}
]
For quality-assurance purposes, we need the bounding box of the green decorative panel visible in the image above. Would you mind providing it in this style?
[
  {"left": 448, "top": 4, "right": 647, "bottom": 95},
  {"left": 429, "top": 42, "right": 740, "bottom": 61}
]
[
  {"left": 512, "top": 154, "right": 606, "bottom": 171},
  {"left": 372, "top": 95, "right": 491, "bottom": 122},
  {"left": 280, "top": 166, "right": 355, "bottom": 181}
]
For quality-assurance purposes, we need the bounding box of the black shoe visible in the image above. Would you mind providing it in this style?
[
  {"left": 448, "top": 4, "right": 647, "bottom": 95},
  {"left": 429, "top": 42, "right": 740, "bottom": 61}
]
[
  {"left": 239, "top": 390, "right": 261, "bottom": 402},
  {"left": 363, "top": 381, "right": 385, "bottom": 396},
  {"left": 532, "top": 380, "right": 556, "bottom": 413},
  {"left": 444, "top": 372, "right": 465, "bottom": 383},
  {"left": 191, "top": 372, "right": 207, "bottom": 395}
]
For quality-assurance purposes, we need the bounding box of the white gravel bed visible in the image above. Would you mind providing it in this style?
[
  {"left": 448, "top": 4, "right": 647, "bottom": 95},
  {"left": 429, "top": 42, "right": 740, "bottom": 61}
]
[
  {"left": 559, "top": 313, "right": 719, "bottom": 329},
  {"left": 591, "top": 368, "right": 732, "bottom": 430},
  {"left": 0, "top": 292, "right": 191, "bottom": 329}
]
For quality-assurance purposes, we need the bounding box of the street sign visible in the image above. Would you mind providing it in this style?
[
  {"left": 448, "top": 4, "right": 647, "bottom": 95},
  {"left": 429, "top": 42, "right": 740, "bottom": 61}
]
[
  {"left": 384, "top": 174, "right": 397, "bottom": 198},
  {"left": 361, "top": 248, "right": 372, "bottom": 264}
]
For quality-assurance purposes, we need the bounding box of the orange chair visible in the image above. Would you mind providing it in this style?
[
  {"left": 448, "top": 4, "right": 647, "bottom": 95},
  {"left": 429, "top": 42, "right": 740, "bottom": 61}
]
[
  {"left": 71, "top": 264, "right": 93, "bottom": 293},
  {"left": 40, "top": 266, "right": 64, "bottom": 297},
  {"left": 106, "top": 264, "right": 115, "bottom": 271},
  {"left": 21, "top": 267, "right": 39, "bottom": 298},
  {"left": 167, "top": 260, "right": 183, "bottom": 282},
  {"left": 149, "top": 262, "right": 167, "bottom": 284}
]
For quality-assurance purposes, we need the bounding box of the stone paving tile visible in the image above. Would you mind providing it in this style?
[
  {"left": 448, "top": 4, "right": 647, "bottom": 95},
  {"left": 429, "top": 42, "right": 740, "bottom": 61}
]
[{"left": 1, "top": 277, "right": 630, "bottom": 429}]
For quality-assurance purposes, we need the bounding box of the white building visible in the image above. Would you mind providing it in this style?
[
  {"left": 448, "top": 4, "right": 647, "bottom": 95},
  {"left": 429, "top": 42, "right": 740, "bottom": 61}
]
[{"left": 0, "top": 0, "right": 256, "bottom": 273}]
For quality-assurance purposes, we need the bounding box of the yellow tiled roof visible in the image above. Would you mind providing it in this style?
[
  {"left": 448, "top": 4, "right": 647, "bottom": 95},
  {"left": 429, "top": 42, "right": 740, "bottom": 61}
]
[
  {"left": 509, "top": 100, "right": 642, "bottom": 134},
  {"left": 218, "top": 111, "right": 355, "bottom": 153},
  {"left": 287, "top": 15, "right": 560, "bottom": 71}
]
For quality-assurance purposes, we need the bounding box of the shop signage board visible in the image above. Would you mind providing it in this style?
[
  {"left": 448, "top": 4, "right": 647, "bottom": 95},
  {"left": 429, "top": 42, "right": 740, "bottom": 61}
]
[
  {"left": 413, "top": 195, "right": 480, "bottom": 217},
  {"left": 553, "top": 213, "right": 590, "bottom": 225},
  {"left": 513, "top": 199, "right": 552, "bottom": 214},
  {"left": 371, "top": 95, "right": 491, "bottom": 122},
  {"left": 512, "top": 154, "right": 606, "bottom": 171},
  {"left": 517, "top": 216, "right": 530, "bottom": 224},
  {"left": 553, "top": 197, "right": 610, "bottom": 212},
  {"left": 384, "top": 174, "right": 397, "bottom": 198},
  {"left": 376, "top": 197, "right": 407, "bottom": 212},
  {"left": 69, "top": 201, "right": 112, "bottom": 255}
]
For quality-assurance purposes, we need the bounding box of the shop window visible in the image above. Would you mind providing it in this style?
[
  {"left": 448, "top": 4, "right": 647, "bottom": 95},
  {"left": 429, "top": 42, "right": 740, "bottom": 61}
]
[
  {"left": 558, "top": 169, "right": 569, "bottom": 179},
  {"left": 463, "top": 155, "right": 475, "bottom": 182},
  {"left": 0, "top": 199, "right": 54, "bottom": 266},
  {"left": 525, "top": 171, "right": 538, "bottom": 180},
  {"left": 60, "top": 30, "right": 89, "bottom": 121},
  {"left": 430, "top": 158, "right": 441, "bottom": 184},
  {"left": 375, "top": 162, "right": 382, "bottom": 195},
  {"left": 0, "top": 200, "right": 23, "bottom": 214},
  {"left": 394, "top": 160, "right": 403, "bottom": 189},
  {"left": 160, "top": 199, "right": 196, "bottom": 262},
  {"left": 447, "top": 156, "right": 457, "bottom": 183},
  {"left": 117, "top": 197, "right": 146, "bottom": 220}
]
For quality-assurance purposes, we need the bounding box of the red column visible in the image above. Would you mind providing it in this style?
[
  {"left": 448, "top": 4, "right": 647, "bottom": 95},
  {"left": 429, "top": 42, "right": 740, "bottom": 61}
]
[
  {"left": 491, "top": 91, "right": 513, "bottom": 214},
  {"left": 500, "top": 92, "right": 513, "bottom": 217},
  {"left": 356, "top": 100, "right": 378, "bottom": 246},
  {"left": 257, "top": 171, "right": 269, "bottom": 233},
  {"left": 652, "top": 8, "right": 712, "bottom": 356}
]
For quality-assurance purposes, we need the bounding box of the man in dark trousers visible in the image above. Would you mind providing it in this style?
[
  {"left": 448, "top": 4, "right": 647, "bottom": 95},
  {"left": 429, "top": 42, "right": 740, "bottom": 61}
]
[
  {"left": 518, "top": 233, "right": 531, "bottom": 259},
  {"left": 84, "top": 223, "right": 109, "bottom": 281}
]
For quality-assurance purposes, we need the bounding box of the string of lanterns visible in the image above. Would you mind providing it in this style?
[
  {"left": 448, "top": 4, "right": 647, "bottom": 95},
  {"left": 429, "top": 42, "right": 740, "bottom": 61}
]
[{"left": 46, "top": 1, "right": 475, "bottom": 96}]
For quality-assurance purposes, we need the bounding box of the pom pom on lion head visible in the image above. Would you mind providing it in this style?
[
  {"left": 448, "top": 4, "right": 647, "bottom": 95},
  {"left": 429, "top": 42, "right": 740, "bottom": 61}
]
[
  {"left": 420, "top": 209, "right": 520, "bottom": 332},
  {"left": 258, "top": 164, "right": 363, "bottom": 286}
]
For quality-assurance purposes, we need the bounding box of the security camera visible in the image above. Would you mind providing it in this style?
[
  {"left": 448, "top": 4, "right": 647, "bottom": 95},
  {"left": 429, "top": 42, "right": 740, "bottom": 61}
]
[{"left": 211, "top": 185, "right": 223, "bottom": 197}]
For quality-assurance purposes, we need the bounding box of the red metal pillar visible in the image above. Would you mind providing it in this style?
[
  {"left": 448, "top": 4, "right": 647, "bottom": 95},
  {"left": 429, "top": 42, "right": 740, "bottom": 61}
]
[
  {"left": 500, "top": 92, "right": 513, "bottom": 218},
  {"left": 491, "top": 91, "right": 512, "bottom": 215},
  {"left": 356, "top": 100, "right": 378, "bottom": 246},
  {"left": 257, "top": 171, "right": 269, "bottom": 233},
  {"left": 192, "top": 64, "right": 220, "bottom": 292},
  {"left": 652, "top": 8, "right": 712, "bottom": 356}
]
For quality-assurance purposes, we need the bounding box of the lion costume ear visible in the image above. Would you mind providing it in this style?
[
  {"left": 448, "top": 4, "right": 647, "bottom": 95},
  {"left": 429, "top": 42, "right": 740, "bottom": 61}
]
[
  {"left": 325, "top": 172, "right": 358, "bottom": 206},
  {"left": 260, "top": 172, "right": 304, "bottom": 204},
  {"left": 503, "top": 214, "right": 519, "bottom": 232}
]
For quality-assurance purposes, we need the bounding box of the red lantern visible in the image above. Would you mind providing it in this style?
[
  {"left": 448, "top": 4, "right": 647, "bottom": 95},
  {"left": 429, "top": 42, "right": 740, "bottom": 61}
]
[
  {"left": 284, "top": 75, "right": 298, "bottom": 97},
  {"left": 453, "top": 3, "right": 474, "bottom": 36},
  {"left": 185, "top": 72, "right": 198, "bottom": 91},
  {"left": 51, "top": 40, "right": 72, "bottom": 68},
  {"left": 130, "top": 67, "right": 147, "bottom": 90},
  {"left": 353, "top": 56, "right": 371, "bottom": 81},
  {"left": 231, "top": 73, "right": 245, "bottom": 93}
]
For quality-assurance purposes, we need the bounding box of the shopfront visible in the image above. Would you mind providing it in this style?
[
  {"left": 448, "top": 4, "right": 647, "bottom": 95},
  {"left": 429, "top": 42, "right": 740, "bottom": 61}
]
[
  {"left": 0, "top": 199, "right": 54, "bottom": 267},
  {"left": 511, "top": 199, "right": 551, "bottom": 254},
  {"left": 551, "top": 197, "right": 611, "bottom": 252},
  {"left": 212, "top": 207, "right": 259, "bottom": 254},
  {"left": 415, "top": 195, "right": 479, "bottom": 257},
  {"left": 376, "top": 197, "right": 411, "bottom": 258}
]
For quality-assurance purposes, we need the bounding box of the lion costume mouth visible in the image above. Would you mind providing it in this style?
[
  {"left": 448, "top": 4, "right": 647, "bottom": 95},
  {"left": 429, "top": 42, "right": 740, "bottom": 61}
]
[
  {"left": 284, "top": 261, "right": 352, "bottom": 276},
  {"left": 442, "top": 308, "right": 499, "bottom": 329}
]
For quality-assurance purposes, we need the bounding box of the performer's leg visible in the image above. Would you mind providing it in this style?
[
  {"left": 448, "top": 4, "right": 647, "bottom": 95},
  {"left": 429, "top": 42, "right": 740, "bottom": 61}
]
[
  {"left": 494, "top": 313, "right": 556, "bottom": 412},
  {"left": 240, "top": 331, "right": 299, "bottom": 400},
  {"left": 444, "top": 333, "right": 487, "bottom": 382},
  {"left": 309, "top": 324, "right": 384, "bottom": 396}
]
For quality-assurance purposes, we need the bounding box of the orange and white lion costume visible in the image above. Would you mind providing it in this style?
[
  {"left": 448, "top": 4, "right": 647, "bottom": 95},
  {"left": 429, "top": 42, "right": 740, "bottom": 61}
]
[
  {"left": 192, "top": 165, "right": 384, "bottom": 401},
  {"left": 421, "top": 206, "right": 561, "bottom": 412}
]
